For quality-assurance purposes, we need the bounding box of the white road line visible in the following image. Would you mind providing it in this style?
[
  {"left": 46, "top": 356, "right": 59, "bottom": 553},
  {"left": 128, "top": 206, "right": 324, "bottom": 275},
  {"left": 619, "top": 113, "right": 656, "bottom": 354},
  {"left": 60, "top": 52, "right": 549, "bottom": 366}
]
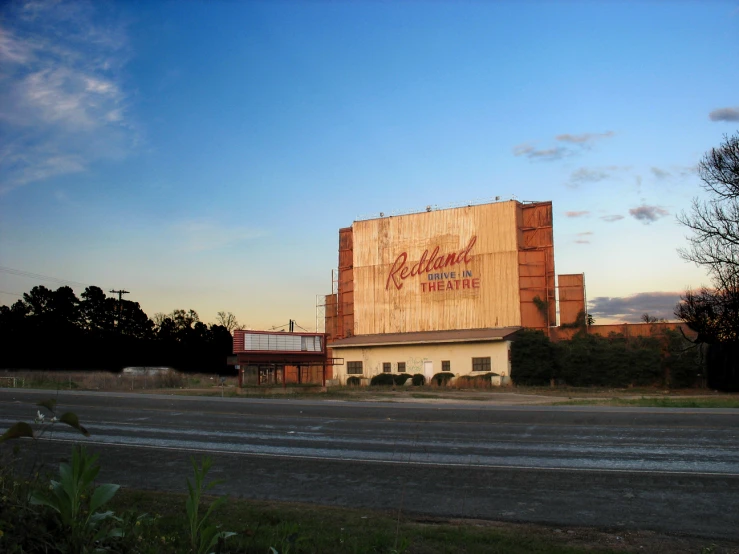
[{"left": 38, "top": 436, "right": 739, "bottom": 478}]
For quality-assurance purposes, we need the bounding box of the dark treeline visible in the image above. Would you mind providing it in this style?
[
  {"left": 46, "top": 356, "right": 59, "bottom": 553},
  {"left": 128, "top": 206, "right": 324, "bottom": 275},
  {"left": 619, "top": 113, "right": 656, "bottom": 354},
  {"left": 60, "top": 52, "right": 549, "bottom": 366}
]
[
  {"left": 511, "top": 329, "right": 704, "bottom": 388},
  {"left": 0, "top": 285, "right": 234, "bottom": 374}
]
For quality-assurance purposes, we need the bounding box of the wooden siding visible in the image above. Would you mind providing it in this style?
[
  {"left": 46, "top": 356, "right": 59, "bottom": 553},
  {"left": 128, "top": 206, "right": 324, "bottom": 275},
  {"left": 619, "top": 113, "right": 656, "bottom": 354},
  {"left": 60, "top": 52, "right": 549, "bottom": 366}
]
[{"left": 352, "top": 201, "right": 523, "bottom": 334}]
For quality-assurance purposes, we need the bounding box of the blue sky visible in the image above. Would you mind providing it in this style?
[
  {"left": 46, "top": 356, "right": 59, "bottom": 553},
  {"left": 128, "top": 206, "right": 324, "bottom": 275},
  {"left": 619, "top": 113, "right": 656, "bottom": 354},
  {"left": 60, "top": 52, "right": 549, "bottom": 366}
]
[{"left": 1, "top": 0, "right": 738, "bottom": 328}]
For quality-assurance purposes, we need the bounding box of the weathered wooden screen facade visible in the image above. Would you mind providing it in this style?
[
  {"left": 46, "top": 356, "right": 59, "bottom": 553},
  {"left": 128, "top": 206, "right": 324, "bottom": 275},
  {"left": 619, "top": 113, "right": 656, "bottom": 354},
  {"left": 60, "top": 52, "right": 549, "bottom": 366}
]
[
  {"left": 324, "top": 199, "right": 585, "bottom": 384},
  {"left": 327, "top": 200, "right": 566, "bottom": 338}
]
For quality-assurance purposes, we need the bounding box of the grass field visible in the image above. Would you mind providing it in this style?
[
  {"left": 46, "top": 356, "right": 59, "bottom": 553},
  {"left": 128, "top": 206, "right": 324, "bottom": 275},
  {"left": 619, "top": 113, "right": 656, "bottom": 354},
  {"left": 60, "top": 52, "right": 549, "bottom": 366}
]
[
  {"left": 109, "top": 488, "right": 731, "bottom": 554},
  {"left": 554, "top": 397, "right": 739, "bottom": 408}
]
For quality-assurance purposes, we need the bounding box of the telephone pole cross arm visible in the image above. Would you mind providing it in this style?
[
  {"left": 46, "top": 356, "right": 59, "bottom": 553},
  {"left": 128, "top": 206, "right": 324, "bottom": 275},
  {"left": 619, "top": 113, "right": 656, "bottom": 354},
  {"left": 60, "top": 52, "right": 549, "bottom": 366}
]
[{"left": 109, "top": 289, "right": 130, "bottom": 302}]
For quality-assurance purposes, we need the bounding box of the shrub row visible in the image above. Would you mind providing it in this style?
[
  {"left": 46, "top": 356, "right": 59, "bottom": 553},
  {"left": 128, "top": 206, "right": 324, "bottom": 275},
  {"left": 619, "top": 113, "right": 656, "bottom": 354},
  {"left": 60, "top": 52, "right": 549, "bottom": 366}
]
[
  {"left": 455, "top": 372, "right": 499, "bottom": 386},
  {"left": 511, "top": 329, "right": 703, "bottom": 388},
  {"left": 366, "top": 373, "right": 425, "bottom": 386}
]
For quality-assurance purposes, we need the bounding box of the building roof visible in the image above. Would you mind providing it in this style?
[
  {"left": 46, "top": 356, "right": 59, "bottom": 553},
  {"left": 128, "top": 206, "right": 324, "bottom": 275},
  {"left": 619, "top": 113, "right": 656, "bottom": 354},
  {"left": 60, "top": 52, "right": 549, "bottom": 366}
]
[{"left": 328, "top": 327, "right": 522, "bottom": 348}]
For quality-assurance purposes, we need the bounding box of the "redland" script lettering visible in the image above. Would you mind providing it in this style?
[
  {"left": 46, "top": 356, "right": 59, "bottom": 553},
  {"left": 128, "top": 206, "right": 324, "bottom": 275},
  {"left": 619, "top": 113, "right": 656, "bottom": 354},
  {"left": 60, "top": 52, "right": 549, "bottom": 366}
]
[{"left": 385, "top": 236, "right": 477, "bottom": 290}]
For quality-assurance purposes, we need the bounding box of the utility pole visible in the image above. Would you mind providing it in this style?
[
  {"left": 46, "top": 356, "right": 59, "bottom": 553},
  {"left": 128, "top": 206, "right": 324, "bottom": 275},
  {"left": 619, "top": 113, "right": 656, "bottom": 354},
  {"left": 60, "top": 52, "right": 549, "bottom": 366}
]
[
  {"left": 110, "top": 289, "right": 130, "bottom": 302},
  {"left": 110, "top": 289, "right": 130, "bottom": 330}
]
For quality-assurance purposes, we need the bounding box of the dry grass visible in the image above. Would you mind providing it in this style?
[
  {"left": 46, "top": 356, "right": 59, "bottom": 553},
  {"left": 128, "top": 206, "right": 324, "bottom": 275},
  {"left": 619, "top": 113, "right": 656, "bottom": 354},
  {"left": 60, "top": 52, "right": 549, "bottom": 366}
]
[{"left": 0, "top": 369, "right": 239, "bottom": 392}]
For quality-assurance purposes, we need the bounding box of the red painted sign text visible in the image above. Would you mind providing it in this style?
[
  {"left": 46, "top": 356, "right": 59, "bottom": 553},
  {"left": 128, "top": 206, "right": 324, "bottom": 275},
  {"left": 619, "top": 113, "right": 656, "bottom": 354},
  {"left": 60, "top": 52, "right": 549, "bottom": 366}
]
[{"left": 385, "top": 236, "right": 478, "bottom": 291}]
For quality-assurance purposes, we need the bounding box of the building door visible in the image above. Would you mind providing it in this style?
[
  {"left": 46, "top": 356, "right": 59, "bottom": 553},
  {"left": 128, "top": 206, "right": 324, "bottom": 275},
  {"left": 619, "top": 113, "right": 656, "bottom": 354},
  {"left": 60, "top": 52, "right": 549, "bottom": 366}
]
[{"left": 423, "top": 360, "right": 434, "bottom": 383}]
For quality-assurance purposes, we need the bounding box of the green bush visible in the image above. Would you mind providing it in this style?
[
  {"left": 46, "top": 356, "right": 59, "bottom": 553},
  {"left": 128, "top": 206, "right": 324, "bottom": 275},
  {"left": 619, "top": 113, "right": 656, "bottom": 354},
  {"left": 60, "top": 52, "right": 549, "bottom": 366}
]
[
  {"left": 511, "top": 328, "right": 704, "bottom": 388},
  {"left": 557, "top": 333, "right": 663, "bottom": 387},
  {"left": 370, "top": 373, "right": 395, "bottom": 386},
  {"left": 431, "top": 372, "right": 455, "bottom": 386},
  {"left": 346, "top": 376, "right": 361, "bottom": 386},
  {"left": 393, "top": 373, "right": 412, "bottom": 385},
  {"left": 456, "top": 372, "right": 498, "bottom": 386},
  {"left": 411, "top": 373, "right": 425, "bottom": 386},
  {"left": 662, "top": 329, "right": 702, "bottom": 387},
  {"left": 511, "top": 329, "right": 557, "bottom": 386}
]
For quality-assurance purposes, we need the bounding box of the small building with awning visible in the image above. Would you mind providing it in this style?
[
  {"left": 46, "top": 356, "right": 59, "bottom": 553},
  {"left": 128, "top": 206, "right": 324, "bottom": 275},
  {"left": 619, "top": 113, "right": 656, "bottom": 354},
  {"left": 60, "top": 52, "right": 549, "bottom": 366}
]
[{"left": 232, "top": 330, "right": 329, "bottom": 387}]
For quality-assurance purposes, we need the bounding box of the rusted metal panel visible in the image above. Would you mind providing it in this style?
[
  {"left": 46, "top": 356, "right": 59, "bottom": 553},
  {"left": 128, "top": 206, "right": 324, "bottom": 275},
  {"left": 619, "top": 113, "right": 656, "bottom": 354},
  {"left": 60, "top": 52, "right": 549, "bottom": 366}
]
[
  {"left": 517, "top": 202, "right": 555, "bottom": 330},
  {"left": 521, "top": 201, "right": 552, "bottom": 229},
  {"left": 337, "top": 227, "right": 355, "bottom": 339},
  {"left": 558, "top": 273, "right": 585, "bottom": 326},
  {"left": 324, "top": 293, "right": 338, "bottom": 340},
  {"left": 550, "top": 322, "right": 697, "bottom": 342}
]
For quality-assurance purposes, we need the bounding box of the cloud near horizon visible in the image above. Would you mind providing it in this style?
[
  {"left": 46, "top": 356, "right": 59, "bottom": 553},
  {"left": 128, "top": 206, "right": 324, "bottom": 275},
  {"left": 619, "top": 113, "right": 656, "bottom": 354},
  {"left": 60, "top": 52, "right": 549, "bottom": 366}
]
[
  {"left": 709, "top": 107, "right": 739, "bottom": 122},
  {"left": 589, "top": 291, "right": 682, "bottom": 323},
  {"left": 0, "top": 0, "right": 136, "bottom": 194},
  {"left": 564, "top": 210, "right": 590, "bottom": 218}
]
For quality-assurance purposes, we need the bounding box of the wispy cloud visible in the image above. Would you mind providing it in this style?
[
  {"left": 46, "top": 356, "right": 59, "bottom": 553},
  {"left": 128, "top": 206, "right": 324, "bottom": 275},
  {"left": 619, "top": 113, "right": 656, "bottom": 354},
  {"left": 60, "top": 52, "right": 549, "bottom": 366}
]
[
  {"left": 709, "top": 107, "right": 739, "bottom": 122},
  {"left": 0, "top": 0, "right": 136, "bottom": 193},
  {"left": 555, "top": 131, "right": 614, "bottom": 145},
  {"left": 573, "top": 231, "right": 593, "bottom": 244},
  {"left": 589, "top": 291, "right": 682, "bottom": 322},
  {"left": 569, "top": 168, "right": 609, "bottom": 186},
  {"left": 629, "top": 204, "right": 669, "bottom": 224},
  {"left": 171, "top": 219, "right": 265, "bottom": 252},
  {"left": 512, "top": 143, "right": 571, "bottom": 161},
  {"left": 564, "top": 210, "right": 590, "bottom": 218},
  {"left": 601, "top": 214, "right": 624, "bottom": 222},
  {"left": 513, "top": 130, "right": 615, "bottom": 162},
  {"left": 566, "top": 165, "right": 626, "bottom": 188},
  {"left": 650, "top": 167, "right": 671, "bottom": 180}
]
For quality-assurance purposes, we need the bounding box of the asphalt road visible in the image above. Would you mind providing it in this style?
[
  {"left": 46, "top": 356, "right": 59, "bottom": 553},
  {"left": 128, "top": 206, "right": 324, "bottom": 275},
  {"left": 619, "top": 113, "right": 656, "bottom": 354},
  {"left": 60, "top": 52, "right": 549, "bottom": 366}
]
[{"left": 1, "top": 389, "right": 738, "bottom": 540}]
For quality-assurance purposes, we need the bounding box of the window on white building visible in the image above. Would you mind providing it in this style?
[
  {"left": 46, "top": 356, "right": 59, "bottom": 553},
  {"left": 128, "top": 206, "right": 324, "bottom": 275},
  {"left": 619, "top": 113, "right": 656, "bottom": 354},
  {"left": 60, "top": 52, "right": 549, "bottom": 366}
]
[
  {"left": 347, "top": 361, "right": 363, "bottom": 374},
  {"left": 472, "top": 357, "right": 491, "bottom": 372}
]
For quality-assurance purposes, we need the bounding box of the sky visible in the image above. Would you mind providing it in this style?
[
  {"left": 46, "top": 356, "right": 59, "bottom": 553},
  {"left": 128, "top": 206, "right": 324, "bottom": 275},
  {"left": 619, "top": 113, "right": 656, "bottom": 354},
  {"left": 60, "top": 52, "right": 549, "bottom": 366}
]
[{"left": 1, "top": 0, "right": 738, "bottom": 329}]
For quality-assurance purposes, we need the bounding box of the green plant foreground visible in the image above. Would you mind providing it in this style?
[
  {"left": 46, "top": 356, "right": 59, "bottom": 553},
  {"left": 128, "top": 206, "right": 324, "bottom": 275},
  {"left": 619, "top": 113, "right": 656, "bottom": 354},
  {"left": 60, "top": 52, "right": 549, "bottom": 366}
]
[{"left": 109, "top": 489, "right": 611, "bottom": 554}]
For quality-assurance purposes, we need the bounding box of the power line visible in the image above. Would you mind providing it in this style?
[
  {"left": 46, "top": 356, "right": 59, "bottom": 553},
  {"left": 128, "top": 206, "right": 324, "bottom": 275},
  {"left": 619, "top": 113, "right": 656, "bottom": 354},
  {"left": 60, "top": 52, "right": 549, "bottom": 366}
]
[{"left": 0, "top": 266, "right": 94, "bottom": 289}]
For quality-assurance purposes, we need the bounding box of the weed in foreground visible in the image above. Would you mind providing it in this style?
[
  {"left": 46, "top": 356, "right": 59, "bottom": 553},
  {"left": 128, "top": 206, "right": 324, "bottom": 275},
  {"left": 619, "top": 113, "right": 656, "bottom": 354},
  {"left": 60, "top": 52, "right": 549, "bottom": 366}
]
[
  {"left": 185, "top": 456, "right": 236, "bottom": 554},
  {"left": 30, "top": 445, "right": 122, "bottom": 552}
]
